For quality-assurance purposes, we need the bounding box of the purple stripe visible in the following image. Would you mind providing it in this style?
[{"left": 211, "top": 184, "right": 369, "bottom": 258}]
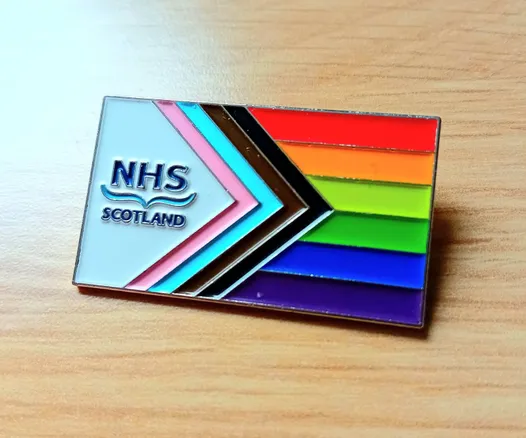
[{"left": 223, "top": 272, "right": 424, "bottom": 326}]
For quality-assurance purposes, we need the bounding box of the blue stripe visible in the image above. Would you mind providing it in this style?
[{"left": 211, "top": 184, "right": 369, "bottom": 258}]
[{"left": 261, "top": 241, "right": 427, "bottom": 289}]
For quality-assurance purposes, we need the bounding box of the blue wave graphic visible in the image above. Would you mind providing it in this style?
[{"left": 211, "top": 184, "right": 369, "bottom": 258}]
[{"left": 100, "top": 184, "right": 196, "bottom": 208}]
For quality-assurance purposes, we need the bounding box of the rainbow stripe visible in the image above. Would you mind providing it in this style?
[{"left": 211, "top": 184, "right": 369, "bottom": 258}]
[{"left": 248, "top": 107, "right": 438, "bottom": 309}]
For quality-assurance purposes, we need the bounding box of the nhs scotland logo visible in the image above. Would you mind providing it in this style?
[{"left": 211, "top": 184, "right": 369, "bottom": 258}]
[{"left": 100, "top": 160, "right": 197, "bottom": 229}]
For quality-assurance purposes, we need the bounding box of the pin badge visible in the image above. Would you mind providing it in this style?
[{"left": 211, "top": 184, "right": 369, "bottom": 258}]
[{"left": 74, "top": 97, "right": 440, "bottom": 328}]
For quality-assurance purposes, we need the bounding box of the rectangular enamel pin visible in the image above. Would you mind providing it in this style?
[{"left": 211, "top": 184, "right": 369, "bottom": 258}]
[{"left": 74, "top": 97, "right": 440, "bottom": 328}]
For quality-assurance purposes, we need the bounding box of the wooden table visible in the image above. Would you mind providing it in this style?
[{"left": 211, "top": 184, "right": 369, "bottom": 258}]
[{"left": 1, "top": 1, "right": 525, "bottom": 436}]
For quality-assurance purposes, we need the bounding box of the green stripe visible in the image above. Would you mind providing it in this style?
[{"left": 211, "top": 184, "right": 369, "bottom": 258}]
[
  {"left": 307, "top": 176, "right": 432, "bottom": 219},
  {"left": 301, "top": 212, "right": 430, "bottom": 254}
]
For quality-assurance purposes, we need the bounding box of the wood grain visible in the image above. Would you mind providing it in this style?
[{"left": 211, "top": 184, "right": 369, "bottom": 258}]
[{"left": 1, "top": 0, "right": 525, "bottom": 436}]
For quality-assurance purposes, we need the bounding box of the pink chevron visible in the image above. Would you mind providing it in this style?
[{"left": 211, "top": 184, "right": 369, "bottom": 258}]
[{"left": 127, "top": 101, "right": 258, "bottom": 290}]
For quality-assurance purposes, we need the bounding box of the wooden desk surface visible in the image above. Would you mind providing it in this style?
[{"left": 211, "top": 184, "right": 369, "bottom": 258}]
[{"left": 1, "top": 1, "right": 525, "bottom": 436}]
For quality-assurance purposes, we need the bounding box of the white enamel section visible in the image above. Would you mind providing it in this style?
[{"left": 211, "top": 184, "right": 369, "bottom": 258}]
[{"left": 74, "top": 98, "right": 234, "bottom": 288}]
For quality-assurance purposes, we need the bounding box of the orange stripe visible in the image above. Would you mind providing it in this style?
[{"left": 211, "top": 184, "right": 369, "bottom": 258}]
[{"left": 278, "top": 141, "right": 435, "bottom": 185}]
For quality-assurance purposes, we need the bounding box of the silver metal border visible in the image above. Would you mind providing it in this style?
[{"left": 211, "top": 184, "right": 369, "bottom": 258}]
[{"left": 73, "top": 96, "right": 441, "bottom": 329}]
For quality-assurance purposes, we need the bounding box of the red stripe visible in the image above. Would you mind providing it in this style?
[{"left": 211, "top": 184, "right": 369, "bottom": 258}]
[{"left": 248, "top": 107, "right": 438, "bottom": 152}]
